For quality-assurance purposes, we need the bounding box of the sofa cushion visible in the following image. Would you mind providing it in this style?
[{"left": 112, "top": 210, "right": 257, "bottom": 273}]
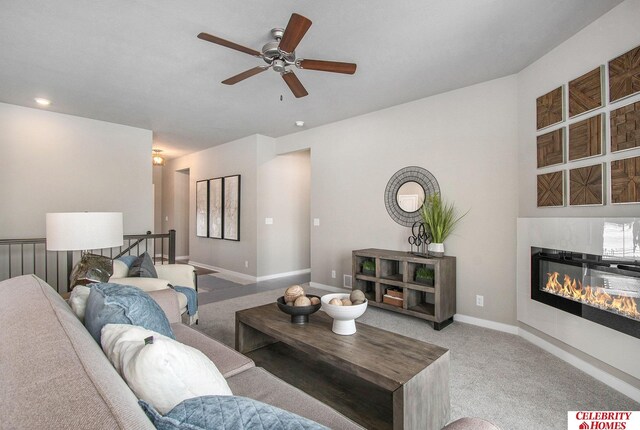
[
  {"left": 139, "top": 395, "right": 328, "bottom": 430},
  {"left": 171, "top": 323, "right": 254, "bottom": 378},
  {"left": 101, "top": 324, "right": 232, "bottom": 415},
  {"left": 227, "top": 367, "right": 363, "bottom": 430},
  {"left": 112, "top": 259, "right": 131, "bottom": 278},
  {"left": 0, "top": 275, "right": 154, "bottom": 430},
  {"left": 84, "top": 283, "right": 174, "bottom": 344},
  {"left": 128, "top": 252, "right": 158, "bottom": 278}
]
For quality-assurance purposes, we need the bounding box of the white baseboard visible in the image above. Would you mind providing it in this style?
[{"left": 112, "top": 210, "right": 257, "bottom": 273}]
[
  {"left": 188, "top": 260, "right": 257, "bottom": 282},
  {"left": 309, "top": 282, "right": 350, "bottom": 293},
  {"left": 454, "top": 314, "right": 519, "bottom": 334},
  {"left": 518, "top": 327, "right": 640, "bottom": 403},
  {"left": 256, "top": 268, "right": 311, "bottom": 282}
]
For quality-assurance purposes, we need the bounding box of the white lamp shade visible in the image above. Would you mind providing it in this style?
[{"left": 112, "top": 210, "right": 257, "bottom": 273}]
[{"left": 46, "top": 212, "right": 124, "bottom": 251}]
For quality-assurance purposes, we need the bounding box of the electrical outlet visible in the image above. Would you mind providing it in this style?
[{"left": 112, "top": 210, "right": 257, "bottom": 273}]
[
  {"left": 313, "top": 218, "right": 320, "bottom": 226},
  {"left": 244, "top": 261, "right": 249, "bottom": 268},
  {"left": 476, "top": 295, "right": 484, "bottom": 307},
  {"left": 331, "top": 270, "right": 336, "bottom": 279},
  {"left": 265, "top": 218, "right": 273, "bottom": 225}
]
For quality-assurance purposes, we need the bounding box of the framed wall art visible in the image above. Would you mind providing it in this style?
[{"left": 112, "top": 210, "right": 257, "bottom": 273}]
[
  {"left": 536, "top": 86, "right": 564, "bottom": 130},
  {"left": 537, "top": 128, "right": 565, "bottom": 168},
  {"left": 537, "top": 171, "right": 565, "bottom": 208},
  {"left": 610, "top": 101, "right": 640, "bottom": 153},
  {"left": 208, "top": 177, "right": 223, "bottom": 239},
  {"left": 568, "top": 113, "right": 604, "bottom": 161},
  {"left": 568, "top": 66, "right": 603, "bottom": 118},
  {"left": 609, "top": 44, "right": 640, "bottom": 103},
  {"left": 196, "top": 180, "right": 209, "bottom": 237},
  {"left": 223, "top": 175, "right": 241, "bottom": 241},
  {"left": 569, "top": 163, "right": 604, "bottom": 206},
  {"left": 611, "top": 155, "right": 640, "bottom": 204}
]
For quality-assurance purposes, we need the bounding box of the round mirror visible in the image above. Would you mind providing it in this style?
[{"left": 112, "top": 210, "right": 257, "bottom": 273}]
[
  {"left": 396, "top": 181, "right": 426, "bottom": 213},
  {"left": 384, "top": 166, "right": 440, "bottom": 227}
]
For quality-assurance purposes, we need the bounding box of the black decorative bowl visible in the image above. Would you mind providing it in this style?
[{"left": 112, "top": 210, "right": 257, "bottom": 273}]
[{"left": 276, "top": 295, "right": 322, "bottom": 324}]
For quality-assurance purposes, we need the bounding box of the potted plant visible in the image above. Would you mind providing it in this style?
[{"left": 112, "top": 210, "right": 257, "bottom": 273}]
[
  {"left": 420, "top": 193, "right": 468, "bottom": 257},
  {"left": 362, "top": 260, "right": 376, "bottom": 276},
  {"left": 415, "top": 266, "right": 434, "bottom": 285}
]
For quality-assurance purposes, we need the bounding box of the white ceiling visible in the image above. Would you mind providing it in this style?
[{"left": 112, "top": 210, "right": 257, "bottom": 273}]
[{"left": 0, "top": 0, "right": 623, "bottom": 157}]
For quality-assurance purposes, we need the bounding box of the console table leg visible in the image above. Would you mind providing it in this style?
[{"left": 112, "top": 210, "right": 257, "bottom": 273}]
[
  {"left": 235, "top": 317, "right": 278, "bottom": 353},
  {"left": 433, "top": 317, "right": 454, "bottom": 331}
]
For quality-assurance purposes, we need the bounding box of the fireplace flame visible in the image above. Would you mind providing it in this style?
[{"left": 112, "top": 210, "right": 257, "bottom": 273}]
[{"left": 545, "top": 272, "right": 640, "bottom": 320}]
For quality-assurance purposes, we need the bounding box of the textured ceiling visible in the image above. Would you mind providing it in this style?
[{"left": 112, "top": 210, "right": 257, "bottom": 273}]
[{"left": 0, "top": 0, "right": 623, "bottom": 157}]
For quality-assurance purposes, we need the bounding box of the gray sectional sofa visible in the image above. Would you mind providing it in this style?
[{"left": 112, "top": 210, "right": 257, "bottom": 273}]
[{"left": 0, "top": 275, "right": 363, "bottom": 429}]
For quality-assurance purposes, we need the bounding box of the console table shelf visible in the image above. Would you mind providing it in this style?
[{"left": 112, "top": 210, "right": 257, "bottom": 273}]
[{"left": 352, "top": 248, "right": 456, "bottom": 330}]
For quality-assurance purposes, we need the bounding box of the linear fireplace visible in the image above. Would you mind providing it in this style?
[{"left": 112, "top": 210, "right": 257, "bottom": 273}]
[{"left": 531, "top": 247, "right": 640, "bottom": 339}]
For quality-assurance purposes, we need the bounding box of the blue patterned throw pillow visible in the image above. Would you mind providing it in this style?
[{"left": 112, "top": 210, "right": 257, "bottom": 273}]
[
  {"left": 139, "top": 395, "right": 329, "bottom": 430},
  {"left": 84, "top": 283, "right": 174, "bottom": 344}
]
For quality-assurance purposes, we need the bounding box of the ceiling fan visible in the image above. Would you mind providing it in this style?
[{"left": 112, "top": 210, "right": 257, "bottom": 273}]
[{"left": 197, "top": 13, "right": 357, "bottom": 98}]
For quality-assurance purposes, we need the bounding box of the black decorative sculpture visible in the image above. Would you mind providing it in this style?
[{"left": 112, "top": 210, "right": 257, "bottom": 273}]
[{"left": 408, "top": 221, "right": 431, "bottom": 256}]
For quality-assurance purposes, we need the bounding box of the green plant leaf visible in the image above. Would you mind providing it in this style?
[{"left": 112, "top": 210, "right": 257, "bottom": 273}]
[{"left": 420, "top": 194, "right": 468, "bottom": 243}]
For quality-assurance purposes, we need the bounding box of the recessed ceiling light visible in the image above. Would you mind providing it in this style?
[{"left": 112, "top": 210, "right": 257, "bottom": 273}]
[
  {"left": 34, "top": 98, "right": 51, "bottom": 106},
  {"left": 295, "top": 121, "right": 305, "bottom": 127}
]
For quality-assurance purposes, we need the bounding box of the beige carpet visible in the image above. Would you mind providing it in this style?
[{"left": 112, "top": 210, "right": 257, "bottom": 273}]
[{"left": 194, "top": 286, "right": 639, "bottom": 430}]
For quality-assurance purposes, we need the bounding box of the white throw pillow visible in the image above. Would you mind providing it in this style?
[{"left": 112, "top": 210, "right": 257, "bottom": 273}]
[
  {"left": 69, "top": 285, "right": 92, "bottom": 322},
  {"left": 111, "top": 259, "right": 130, "bottom": 278},
  {"left": 101, "top": 324, "right": 232, "bottom": 414}
]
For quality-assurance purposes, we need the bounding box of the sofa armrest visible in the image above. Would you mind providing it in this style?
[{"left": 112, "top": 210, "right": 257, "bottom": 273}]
[
  {"left": 154, "top": 264, "right": 196, "bottom": 289},
  {"left": 108, "top": 277, "right": 170, "bottom": 292},
  {"left": 148, "top": 289, "right": 181, "bottom": 324}
]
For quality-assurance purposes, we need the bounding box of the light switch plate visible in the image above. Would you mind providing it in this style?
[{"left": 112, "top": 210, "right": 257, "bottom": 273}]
[
  {"left": 313, "top": 218, "right": 320, "bottom": 226},
  {"left": 265, "top": 218, "right": 273, "bottom": 225}
]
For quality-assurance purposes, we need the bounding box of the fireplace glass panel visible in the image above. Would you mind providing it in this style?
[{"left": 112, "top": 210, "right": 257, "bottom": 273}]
[{"left": 531, "top": 247, "right": 640, "bottom": 338}]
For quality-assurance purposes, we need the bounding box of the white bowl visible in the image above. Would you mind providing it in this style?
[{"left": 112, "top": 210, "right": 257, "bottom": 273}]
[{"left": 321, "top": 293, "right": 368, "bottom": 335}]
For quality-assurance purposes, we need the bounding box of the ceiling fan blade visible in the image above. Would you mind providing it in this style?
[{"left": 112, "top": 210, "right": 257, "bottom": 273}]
[
  {"left": 278, "top": 13, "right": 312, "bottom": 54},
  {"left": 297, "top": 59, "right": 357, "bottom": 75},
  {"left": 197, "top": 32, "right": 261, "bottom": 57},
  {"left": 282, "top": 71, "right": 308, "bottom": 98},
  {"left": 222, "top": 66, "right": 270, "bottom": 85}
]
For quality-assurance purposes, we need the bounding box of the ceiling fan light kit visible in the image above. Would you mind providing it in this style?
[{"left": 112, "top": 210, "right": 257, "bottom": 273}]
[{"left": 198, "top": 13, "right": 356, "bottom": 98}]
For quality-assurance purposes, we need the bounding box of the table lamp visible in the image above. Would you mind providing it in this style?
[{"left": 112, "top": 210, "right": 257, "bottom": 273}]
[{"left": 46, "top": 212, "right": 124, "bottom": 289}]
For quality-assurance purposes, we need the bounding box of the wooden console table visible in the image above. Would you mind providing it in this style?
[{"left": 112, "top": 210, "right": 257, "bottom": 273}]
[
  {"left": 352, "top": 249, "right": 456, "bottom": 330},
  {"left": 236, "top": 303, "right": 450, "bottom": 430}
]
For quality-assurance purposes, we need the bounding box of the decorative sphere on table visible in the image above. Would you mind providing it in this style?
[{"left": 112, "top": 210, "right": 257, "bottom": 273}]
[
  {"left": 350, "top": 290, "right": 365, "bottom": 303},
  {"left": 294, "top": 296, "right": 311, "bottom": 307},
  {"left": 284, "top": 285, "right": 305, "bottom": 303},
  {"left": 329, "top": 298, "right": 343, "bottom": 306},
  {"left": 310, "top": 297, "right": 320, "bottom": 305},
  {"left": 352, "top": 300, "right": 364, "bottom": 305}
]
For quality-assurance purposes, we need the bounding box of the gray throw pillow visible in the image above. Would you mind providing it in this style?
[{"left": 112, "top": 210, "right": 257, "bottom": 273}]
[
  {"left": 84, "top": 283, "right": 174, "bottom": 344},
  {"left": 128, "top": 252, "right": 158, "bottom": 278},
  {"left": 139, "top": 396, "right": 329, "bottom": 430}
]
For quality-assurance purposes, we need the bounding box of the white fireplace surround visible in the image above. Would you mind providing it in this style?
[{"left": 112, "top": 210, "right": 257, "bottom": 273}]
[{"left": 517, "top": 217, "right": 640, "bottom": 401}]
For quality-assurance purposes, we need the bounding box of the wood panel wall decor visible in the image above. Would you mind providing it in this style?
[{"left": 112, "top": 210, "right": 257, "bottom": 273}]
[
  {"left": 536, "top": 86, "right": 564, "bottom": 130},
  {"left": 537, "top": 128, "right": 565, "bottom": 168},
  {"left": 537, "top": 171, "right": 565, "bottom": 207},
  {"left": 611, "top": 155, "right": 640, "bottom": 204},
  {"left": 610, "top": 101, "right": 640, "bottom": 152},
  {"left": 568, "top": 114, "right": 604, "bottom": 161},
  {"left": 609, "top": 45, "right": 640, "bottom": 103},
  {"left": 569, "top": 164, "right": 603, "bottom": 206},
  {"left": 569, "top": 66, "right": 603, "bottom": 118}
]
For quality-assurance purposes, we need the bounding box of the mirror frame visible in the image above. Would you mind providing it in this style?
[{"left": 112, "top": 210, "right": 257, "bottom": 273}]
[{"left": 384, "top": 166, "right": 440, "bottom": 227}]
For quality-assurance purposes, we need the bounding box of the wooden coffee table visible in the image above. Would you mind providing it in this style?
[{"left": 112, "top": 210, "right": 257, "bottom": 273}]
[{"left": 236, "top": 303, "right": 450, "bottom": 430}]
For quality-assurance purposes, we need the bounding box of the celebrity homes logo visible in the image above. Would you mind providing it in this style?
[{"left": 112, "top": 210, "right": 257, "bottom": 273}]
[{"left": 568, "top": 411, "right": 639, "bottom": 429}]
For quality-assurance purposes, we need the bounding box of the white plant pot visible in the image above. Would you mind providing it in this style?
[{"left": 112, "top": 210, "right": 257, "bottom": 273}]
[{"left": 428, "top": 242, "right": 445, "bottom": 257}]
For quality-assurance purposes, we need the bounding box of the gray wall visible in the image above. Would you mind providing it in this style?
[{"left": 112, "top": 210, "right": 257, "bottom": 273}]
[
  {"left": 257, "top": 136, "right": 310, "bottom": 276},
  {"left": 0, "top": 102, "right": 153, "bottom": 238},
  {"left": 153, "top": 166, "right": 163, "bottom": 234},
  {"left": 277, "top": 76, "right": 519, "bottom": 325},
  {"left": 517, "top": 0, "right": 640, "bottom": 217},
  {"left": 162, "top": 135, "right": 258, "bottom": 275}
]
